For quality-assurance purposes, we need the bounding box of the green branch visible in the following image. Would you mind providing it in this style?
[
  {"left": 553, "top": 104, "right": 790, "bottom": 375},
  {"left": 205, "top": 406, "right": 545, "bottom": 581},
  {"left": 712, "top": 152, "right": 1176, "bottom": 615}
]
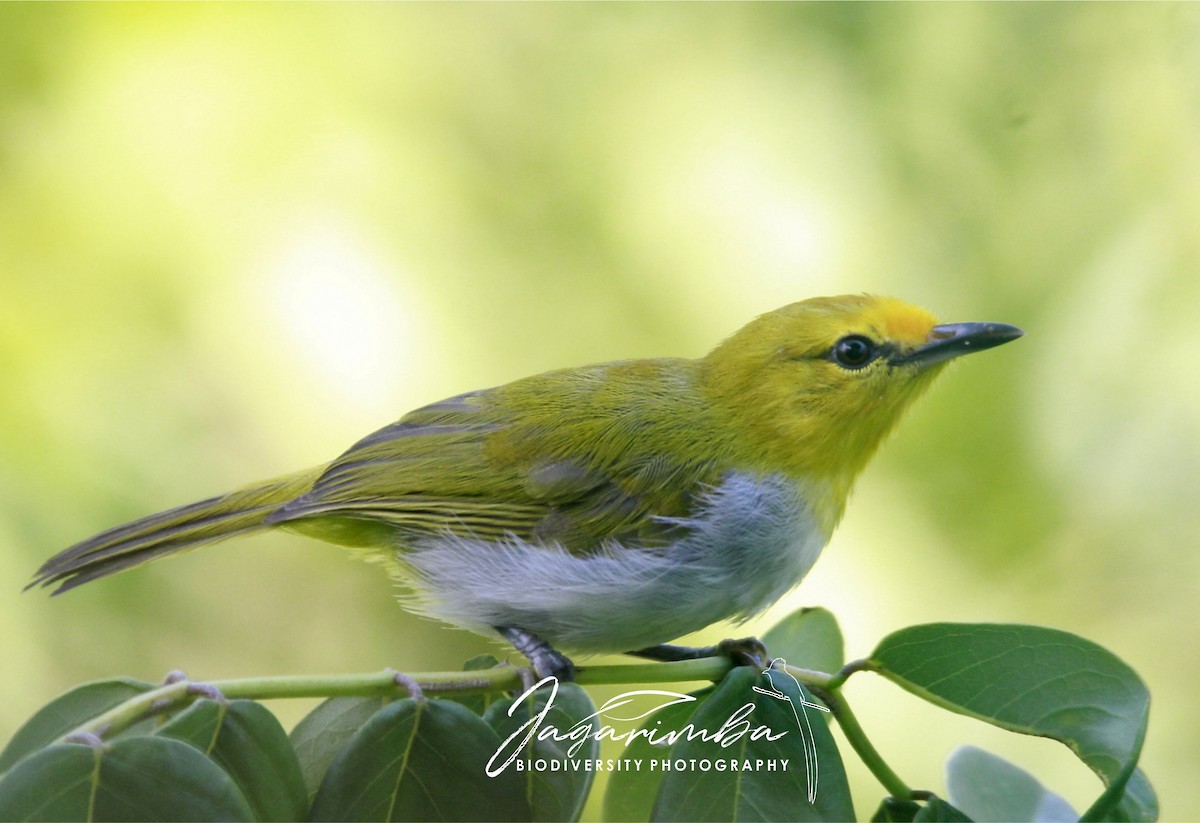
[
  {"left": 808, "top": 682, "right": 913, "bottom": 801},
  {"left": 779, "top": 662, "right": 915, "bottom": 801},
  {"left": 57, "top": 653, "right": 913, "bottom": 803},
  {"left": 59, "top": 657, "right": 734, "bottom": 744}
]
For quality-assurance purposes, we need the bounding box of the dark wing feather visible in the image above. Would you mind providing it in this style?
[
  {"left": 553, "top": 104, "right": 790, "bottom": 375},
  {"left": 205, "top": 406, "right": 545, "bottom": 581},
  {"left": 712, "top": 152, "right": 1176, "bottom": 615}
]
[
  {"left": 265, "top": 376, "right": 716, "bottom": 552},
  {"left": 266, "top": 388, "right": 559, "bottom": 540}
]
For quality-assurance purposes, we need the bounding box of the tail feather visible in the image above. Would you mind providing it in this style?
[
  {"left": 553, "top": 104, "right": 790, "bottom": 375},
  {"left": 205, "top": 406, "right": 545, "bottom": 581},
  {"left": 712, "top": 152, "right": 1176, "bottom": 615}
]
[{"left": 30, "top": 469, "right": 322, "bottom": 595}]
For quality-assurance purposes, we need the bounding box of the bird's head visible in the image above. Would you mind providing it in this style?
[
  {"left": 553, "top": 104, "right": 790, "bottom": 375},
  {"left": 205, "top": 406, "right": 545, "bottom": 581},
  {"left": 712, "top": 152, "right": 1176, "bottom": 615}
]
[{"left": 702, "top": 294, "right": 1021, "bottom": 503}]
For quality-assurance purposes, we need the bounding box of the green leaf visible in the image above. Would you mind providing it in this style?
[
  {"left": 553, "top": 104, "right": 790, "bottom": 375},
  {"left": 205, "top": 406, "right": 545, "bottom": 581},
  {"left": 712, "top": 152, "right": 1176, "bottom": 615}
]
[
  {"left": 945, "top": 746, "right": 1075, "bottom": 822},
  {"left": 0, "top": 737, "right": 255, "bottom": 821},
  {"left": 871, "top": 797, "right": 923, "bottom": 822},
  {"left": 870, "top": 624, "right": 1150, "bottom": 816},
  {"left": 309, "top": 697, "right": 530, "bottom": 822},
  {"left": 913, "top": 796, "right": 973, "bottom": 822},
  {"left": 290, "top": 696, "right": 391, "bottom": 803},
  {"left": 602, "top": 685, "right": 714, "bottom": 823},
  {"left": 484, "top": 680, "right": 596, "bottom": 822},
  {"left": 1106, "top": 768, "right": 1157, "bottom": 822},
  {"left": 871, "top": 795, "right": 973, "bottom": 822},
  {"left": 762, "top": 607, "right": 845, "bottom": 677},
  {"left": 651, "top": 666, "right": 854, "bottom": 822},
  {"left": 1081, "top": 760, "right": 1158, "bottom": 822},
  {"left": 156, "top": 699, "right": 308, "bottom": 822},
  {"left": 0, "top": 679, "right": 154, "bottom": 774}
]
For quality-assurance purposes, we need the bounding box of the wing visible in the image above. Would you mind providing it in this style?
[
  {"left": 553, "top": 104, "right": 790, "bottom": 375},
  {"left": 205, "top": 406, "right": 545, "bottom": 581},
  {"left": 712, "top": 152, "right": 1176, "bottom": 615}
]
[{"left": 266, "top": 366, "right": 724, "bottom": 553}]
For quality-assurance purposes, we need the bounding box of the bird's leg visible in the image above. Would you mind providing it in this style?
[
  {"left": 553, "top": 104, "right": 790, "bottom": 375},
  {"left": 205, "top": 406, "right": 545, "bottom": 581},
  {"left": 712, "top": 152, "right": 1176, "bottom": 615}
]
[
  {"left": 496, "top": 626, "right": 576, "bottom": 682},
  {"left": 627, "top": 636, "right": 770, "bottom": 670}
]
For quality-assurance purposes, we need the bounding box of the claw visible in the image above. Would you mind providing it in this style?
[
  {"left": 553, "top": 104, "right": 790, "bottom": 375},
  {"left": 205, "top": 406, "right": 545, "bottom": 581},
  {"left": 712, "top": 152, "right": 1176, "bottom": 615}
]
[
  {"left": 516, "top": 666, "right": 537, "bottom": 694},
  {"left": 393, "top": 671, "right": 427, "bottom": 702},
  {"left": 627, "top": 635, "right": 771, "bottom": 672},
  {"left": 161, "top": 670, "right": 225, "bottom": 702},
  {"left": 716, "top": 636, "right": 770, "bottom": 670},
  {"left": 187, "top": 681, "right": 226, "bottom": 702},
  {"left": 64, "top": 731, "right": 106, "bottom": 748}
]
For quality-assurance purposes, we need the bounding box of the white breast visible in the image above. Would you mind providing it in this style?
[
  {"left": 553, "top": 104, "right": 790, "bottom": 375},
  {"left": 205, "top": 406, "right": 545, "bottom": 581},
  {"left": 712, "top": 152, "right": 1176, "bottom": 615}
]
[{"left": 398, "top": 472, "right": 830, "bottom": 653}]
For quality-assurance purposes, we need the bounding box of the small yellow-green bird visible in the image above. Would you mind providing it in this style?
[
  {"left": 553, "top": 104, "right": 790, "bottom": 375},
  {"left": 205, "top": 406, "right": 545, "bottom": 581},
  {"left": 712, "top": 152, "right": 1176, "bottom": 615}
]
[{"left": 31, "top": 295, "right": 1020, "bottom": 678}]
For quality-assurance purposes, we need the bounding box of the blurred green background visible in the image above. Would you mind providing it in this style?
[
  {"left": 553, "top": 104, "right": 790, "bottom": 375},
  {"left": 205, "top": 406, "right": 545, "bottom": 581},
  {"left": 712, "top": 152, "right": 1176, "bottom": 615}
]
[{"left": 2, "top": 3, "right": 1197, "bottom": 819}]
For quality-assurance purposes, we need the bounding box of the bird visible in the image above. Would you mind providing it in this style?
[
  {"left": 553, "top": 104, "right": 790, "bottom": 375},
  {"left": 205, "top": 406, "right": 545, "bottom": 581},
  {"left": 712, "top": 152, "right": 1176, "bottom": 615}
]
[{"left": 30, "top": 294, "right": 1021, "bottom": 679}]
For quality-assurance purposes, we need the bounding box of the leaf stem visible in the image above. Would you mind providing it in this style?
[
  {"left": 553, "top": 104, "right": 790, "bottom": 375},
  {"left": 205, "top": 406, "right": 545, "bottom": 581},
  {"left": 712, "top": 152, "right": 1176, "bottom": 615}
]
[
  {"left": 812, "top": 684, "right": 913, "bottom": 801},
  {"left": 825, "top": 658, "right": 875, "bottom": 691},
  {"left": 772, "top": 661, "right": 914, "bottom": 800}
]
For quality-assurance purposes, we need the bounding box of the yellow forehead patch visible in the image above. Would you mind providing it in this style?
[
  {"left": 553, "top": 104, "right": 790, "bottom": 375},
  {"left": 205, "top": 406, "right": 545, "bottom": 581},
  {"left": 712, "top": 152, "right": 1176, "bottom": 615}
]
[{"left": 859, "top": 296, "right": 938, "bottom": 347}]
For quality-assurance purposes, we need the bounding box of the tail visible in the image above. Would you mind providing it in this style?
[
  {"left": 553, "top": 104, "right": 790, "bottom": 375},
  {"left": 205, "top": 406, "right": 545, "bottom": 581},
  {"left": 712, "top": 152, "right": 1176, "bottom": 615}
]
[{"left": 29, "top": 468, "right": 323, "bottom": 595}]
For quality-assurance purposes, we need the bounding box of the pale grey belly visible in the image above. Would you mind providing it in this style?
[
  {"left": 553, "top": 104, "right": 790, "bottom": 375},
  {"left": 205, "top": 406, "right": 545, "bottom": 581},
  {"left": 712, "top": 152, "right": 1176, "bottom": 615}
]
[{"left": 399, "top": 472, "right": 830, "bottom": 653}]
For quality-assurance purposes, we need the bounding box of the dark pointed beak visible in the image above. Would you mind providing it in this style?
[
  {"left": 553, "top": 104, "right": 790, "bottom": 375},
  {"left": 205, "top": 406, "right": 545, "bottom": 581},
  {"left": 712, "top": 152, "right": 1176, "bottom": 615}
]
[{"left": 891, "top": 322, "right": 1023, "bottom": 368}]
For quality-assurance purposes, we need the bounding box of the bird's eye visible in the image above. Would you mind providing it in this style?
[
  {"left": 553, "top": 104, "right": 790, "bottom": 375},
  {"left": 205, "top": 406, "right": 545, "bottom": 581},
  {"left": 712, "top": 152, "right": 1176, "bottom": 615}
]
[{"left": 831, "top": 335, "right": 878, "bottom": 370}]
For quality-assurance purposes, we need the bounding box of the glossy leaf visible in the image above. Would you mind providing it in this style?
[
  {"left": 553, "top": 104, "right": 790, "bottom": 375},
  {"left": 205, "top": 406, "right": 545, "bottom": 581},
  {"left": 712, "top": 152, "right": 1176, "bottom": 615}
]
[
  {"left": 602, "top": 685, "right": 714, "bottom": 823},
  {"left": 913, "top": 796, "right": 973, "bottom": 822},
  {"left": 289, "top": 696, "right": 391, "bottom": 803},
  {"left": 0, "top": 737, "right": 254, "bottom": 821},
  {"left": 1106, "top": 768, "right": 1157, "bottom": 822},
  {"left": 871, "top": 797, "right": 923, "bottom": 822},
  {"left": 0, "top": 679, "right": 153, "bottom": 774},
  {"left": 484, "top": 679, "right": 596, "bottom": 822},
  {"left": 762, "top": 607, "right": 845, "bottom": 678},
  {"left": 870, "top": 795, "right": 972, "bottom": 822},
  {"left": 870, "top": 624, "right": 1151, "bottom": 817},
  {"left": 946, "top": 745, "right": 1076, "bottom": 822},
  {"left": 157, "top": 698, "right": 308, "bottom": 822},
  {"left": 651, "top": 666, "right": 853, "bottom": 822},
  {"left": 309, "top": 697, "right": 529, "bottom": 822}
]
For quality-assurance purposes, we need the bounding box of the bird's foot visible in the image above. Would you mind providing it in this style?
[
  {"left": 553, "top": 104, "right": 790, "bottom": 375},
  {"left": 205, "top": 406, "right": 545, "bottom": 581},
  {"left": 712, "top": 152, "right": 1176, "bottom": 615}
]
[
  {"left": 495, "top": 626, "right": 576, "bottom": 682},
  {"left": 392, "top": 671, "right": 427, "bottom": 701},
  {"left": 162, "top": 669, "right": 226, "bottom": 702},
  {"left": 628, "top": 635, "right": 770, "bottom": 670}
]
